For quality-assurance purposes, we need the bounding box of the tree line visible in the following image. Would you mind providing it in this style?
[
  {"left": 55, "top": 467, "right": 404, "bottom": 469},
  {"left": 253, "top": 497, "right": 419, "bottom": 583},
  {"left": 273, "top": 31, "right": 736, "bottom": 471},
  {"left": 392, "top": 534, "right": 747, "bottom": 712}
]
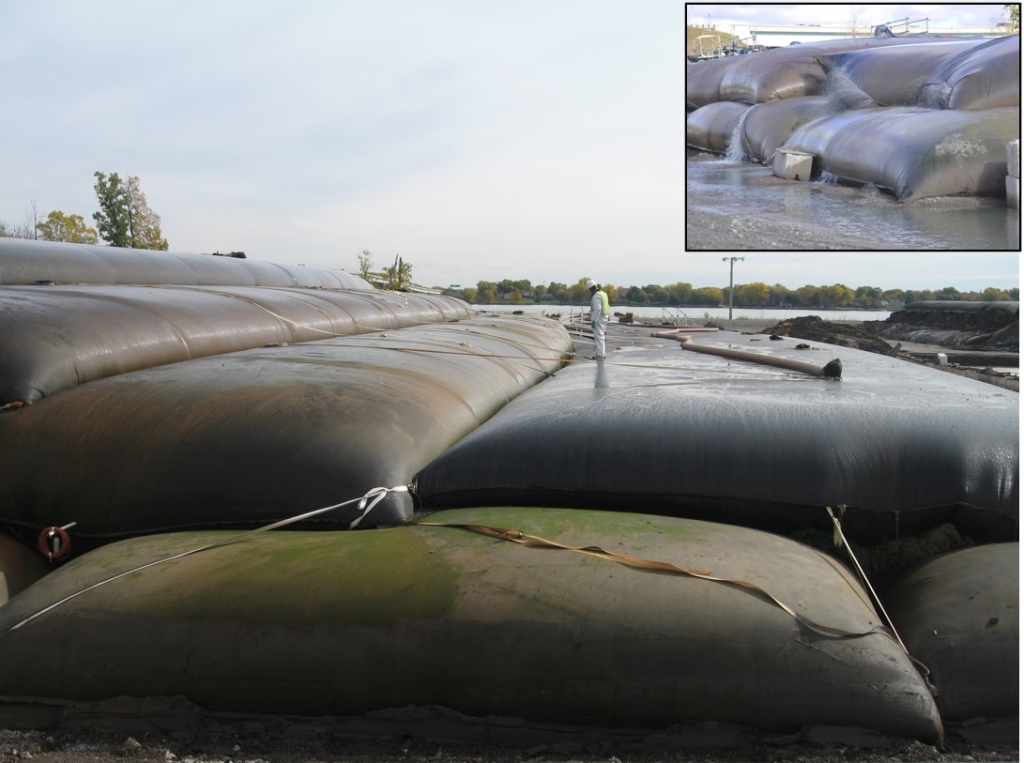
[
  {"left": 452, "top": 278, "right": 1018, "bottom": 307},
  {"left": 1, "top": 172, "right": 167, "bottom": 250}
]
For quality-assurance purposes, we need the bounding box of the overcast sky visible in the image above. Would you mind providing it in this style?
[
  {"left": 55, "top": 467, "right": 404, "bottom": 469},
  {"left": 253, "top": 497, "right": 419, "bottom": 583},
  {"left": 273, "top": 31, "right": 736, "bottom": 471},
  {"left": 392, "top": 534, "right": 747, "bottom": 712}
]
[
  {"left": 686, "top": 3, "right": 1013, "bottom": 33},
  {"left": 2, "top": 0, "right": 685, "bottom": 289},
  {"left": 3, "top": 4, "right": 1018, "bottom": 292}
]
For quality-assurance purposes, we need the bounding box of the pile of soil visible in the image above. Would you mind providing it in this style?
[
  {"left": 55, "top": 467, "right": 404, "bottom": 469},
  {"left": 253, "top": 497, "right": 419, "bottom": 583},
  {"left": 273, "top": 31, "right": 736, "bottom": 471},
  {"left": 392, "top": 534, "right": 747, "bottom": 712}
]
[
  {"left": 759, "top": 316, "right": 894, "bottom": 355},
  {"left": 862, "top": 302, "right": 1020, "bottom": 351}
]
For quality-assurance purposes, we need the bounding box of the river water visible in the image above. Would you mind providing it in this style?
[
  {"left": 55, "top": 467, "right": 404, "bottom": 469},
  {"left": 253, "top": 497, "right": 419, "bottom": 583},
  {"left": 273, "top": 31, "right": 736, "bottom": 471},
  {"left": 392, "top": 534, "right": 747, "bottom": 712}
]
[
  {"left": 687, "top": 158, "right": 1021, "bottom": 251},
  {"left": 476, "top": 304, "right": 891, "bottom": 323}
]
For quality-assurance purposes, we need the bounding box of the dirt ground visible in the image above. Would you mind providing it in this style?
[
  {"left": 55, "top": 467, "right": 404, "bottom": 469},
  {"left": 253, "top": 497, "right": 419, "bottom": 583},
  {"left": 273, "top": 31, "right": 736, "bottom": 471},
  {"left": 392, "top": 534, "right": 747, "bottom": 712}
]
[{"left": 0, "top": 713, "right": 1018, "bottom": 763}]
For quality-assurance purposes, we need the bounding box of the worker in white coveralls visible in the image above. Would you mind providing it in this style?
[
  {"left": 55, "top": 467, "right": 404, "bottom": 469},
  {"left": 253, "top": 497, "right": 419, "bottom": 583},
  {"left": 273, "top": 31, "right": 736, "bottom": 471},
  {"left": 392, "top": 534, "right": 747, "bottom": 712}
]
[{"left": 587, "top": 279, "right": 611, "bottom": 360}]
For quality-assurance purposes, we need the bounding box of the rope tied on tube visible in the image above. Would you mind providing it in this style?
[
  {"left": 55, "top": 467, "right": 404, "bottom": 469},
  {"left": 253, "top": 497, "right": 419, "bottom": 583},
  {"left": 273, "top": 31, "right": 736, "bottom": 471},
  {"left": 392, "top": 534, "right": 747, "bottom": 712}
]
[
  {"left": 6, "top": 485, "right": 410, "bottom": 633},
  {"left": 826, "top": 505, "right": 936, "bottom": 693},
  {"left": 414, "top": 520, "right": 889, "bottom": 642}
]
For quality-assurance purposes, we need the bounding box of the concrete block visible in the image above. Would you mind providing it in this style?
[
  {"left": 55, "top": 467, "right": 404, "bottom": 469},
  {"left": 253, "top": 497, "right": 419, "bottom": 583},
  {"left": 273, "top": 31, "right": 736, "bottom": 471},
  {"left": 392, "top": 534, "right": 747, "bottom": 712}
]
[
  {"left": 773, "top": 149, "right": 814, "bottom": 182},
  {"left": 1006, "top": 176, "right": 1019, "bottom": 210},
  {"left": 1008, "top": 141, "right": 1020, "bottom": 179}
]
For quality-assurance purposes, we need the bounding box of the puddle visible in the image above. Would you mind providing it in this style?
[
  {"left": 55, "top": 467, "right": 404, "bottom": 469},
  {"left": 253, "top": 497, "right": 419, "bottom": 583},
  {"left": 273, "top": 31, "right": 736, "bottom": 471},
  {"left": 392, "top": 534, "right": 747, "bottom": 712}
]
[{"left": 686, "top": 160, "right": 1021, "bottom": 250}]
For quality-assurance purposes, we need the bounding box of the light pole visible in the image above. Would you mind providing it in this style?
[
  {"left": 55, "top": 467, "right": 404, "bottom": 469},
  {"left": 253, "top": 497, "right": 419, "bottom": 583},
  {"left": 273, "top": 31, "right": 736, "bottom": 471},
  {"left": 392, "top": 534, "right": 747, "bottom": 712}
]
[{"left": 722, "top": 256, "right": 744, "bottom": 320}]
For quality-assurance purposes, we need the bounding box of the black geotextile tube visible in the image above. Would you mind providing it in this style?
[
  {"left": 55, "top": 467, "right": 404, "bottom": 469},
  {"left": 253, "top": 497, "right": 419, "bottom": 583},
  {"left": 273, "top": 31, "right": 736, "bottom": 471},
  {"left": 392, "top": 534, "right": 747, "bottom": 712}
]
[
  {"left": 926, "top": 35, "right": 1020, "bottom": 110},
  {"left": 685, "top": 101, "right": 751, "bottom": 153},
  {"left": 415, "top": 338, "right": 1019, "bottom": 544},
  {"left": 0, "top": 237, "right": 373, "bottom": 289},
  {"left": 717, "top": 36, "right": 962, "bottom": 104},
  {"left": 882, "top": 542, "right": 1019, "bottom": 722},
  {"left": 884, "top": 300, "right": 1020, "bottom": 329},
  {"left": 814, "top": 40, "right": 985, "bottom": 108},
  {"left": 0, "top": 284, "right": 475, "bottom": 405},
  {"left": 780, "top": 105, "right": 1019, "bottom": 201},
  {"left": 0, "top": 317, "right": 572, "bottom": 536},
  {"left": 0, "top": 508, "right": 943, "bottom": 742}
]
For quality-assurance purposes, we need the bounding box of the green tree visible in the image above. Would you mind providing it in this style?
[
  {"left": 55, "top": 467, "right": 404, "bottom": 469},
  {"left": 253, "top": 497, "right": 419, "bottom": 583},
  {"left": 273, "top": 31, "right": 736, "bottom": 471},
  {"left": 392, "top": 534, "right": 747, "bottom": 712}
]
[
  {"left": 819, "top": 284, "right": 854, "bottom": 308},
  {"left": 513, "top": 279, "right": 532, "bottom": 295},
  {"left": 626, "top": 285, "right": 648, "bottom": 304},
  {"left": 736, "top": 281, "right": 769, "bottom": 306},
  {"left": 881, "top": 289, "right": 905, "bottom": 306},
  {"left": 1005, "top": 4, "right": 1020, "bottom": 32},
  {"left": 93, "top": 171, "right": 168, "bottom": 249},
  {"left": 569, "top": 279, "right": 591, "bottom": 304},
  {"left": 693, "top": 286, "right": 723, "bottom": 306},
  {"left": 667, "top": 281, "right": 693, "bottom": 305},
  {"left": 460, "top": 286, "right": 478, "bottom": 303},
  {"left": 385, "top": 254, "right": 413, "bottom": 291},
  {"left": 855, "top": 285, "right": 884, "bottom": 308},
  {"left": 546, "top": 281, "right": 568, "bottom": 302},
  {"left": 644, "top": 284, "right": 668, "bottom": 304},
  {"left": 796, "top": 284, "right": 820, "bottom": 306},
  {"left": 476, "top": 281, "right": 497, "bottom": 303},
  {"left": 93, "top": 172, "right": 129, "bottom": 246},
  {"left": 37, "top": 210, "right": 99, "bottom": 244}
]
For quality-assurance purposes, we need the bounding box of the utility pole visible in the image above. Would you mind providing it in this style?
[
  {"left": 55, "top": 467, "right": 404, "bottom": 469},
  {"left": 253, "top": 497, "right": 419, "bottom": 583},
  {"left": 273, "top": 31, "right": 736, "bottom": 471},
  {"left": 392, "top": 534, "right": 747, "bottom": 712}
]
[{"left": 722, "top": 256, "right": 744, "bottom": 320}]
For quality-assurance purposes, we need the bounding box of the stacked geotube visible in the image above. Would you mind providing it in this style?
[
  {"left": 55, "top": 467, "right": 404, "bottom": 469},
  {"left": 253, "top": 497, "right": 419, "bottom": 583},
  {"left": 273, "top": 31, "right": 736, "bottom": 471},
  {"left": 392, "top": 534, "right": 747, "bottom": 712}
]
[
  {"left": 686, "top": 35, "right": 1020, "bottom": 201},
  {"left": 0, "top": 243, "right": 1017, "bottom": 742}
]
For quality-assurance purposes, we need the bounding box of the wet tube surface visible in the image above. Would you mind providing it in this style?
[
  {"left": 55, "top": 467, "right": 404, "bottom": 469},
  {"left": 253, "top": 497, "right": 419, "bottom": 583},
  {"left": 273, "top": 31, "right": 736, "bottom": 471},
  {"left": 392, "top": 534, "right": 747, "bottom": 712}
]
[
  {"left": 815, "top": 40, "right": 988, "bottom": 108},
  {"left": 0, "top": 238, "right": 373, "bottom": 289},
  {"left": 0, "top": 317, "right": 571, "bottom": 534},
  {"left": 0, "top": 284, "right": 474, "bottom": 405},
  {"left": 416, "top": 336, "right": 1018, "bottom": 543}
]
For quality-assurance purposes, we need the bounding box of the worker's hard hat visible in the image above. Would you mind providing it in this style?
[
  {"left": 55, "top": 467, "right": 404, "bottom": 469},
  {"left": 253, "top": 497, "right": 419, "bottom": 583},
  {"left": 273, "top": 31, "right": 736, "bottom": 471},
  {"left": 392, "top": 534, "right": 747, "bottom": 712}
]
[{"left": 586, "top": 279, "right": 596, "bottom": 289}]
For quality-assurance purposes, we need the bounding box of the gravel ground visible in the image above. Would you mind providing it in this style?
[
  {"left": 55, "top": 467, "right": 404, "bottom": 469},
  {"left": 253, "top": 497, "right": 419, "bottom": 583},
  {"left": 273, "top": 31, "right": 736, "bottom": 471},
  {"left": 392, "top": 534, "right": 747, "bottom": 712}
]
[
  {"left": 685, "top": 202, "right": 907, "bottom": 250},
  {"left": 685, "top": 151, "right": 892, "bottom": 251}
]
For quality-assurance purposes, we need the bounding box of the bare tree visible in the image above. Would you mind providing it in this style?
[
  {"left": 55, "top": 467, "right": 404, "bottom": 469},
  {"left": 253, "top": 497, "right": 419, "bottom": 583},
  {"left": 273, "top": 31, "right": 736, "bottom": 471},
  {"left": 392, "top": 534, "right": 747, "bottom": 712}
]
[
  {"left": 357, "top": 249, "right": 374, "bottom": 281},
  {"left": 849, "top": 6, "right": 861, "bottom": 39},
  {"left": 23, "top": 199, "right": 41, "bottom": 240}
]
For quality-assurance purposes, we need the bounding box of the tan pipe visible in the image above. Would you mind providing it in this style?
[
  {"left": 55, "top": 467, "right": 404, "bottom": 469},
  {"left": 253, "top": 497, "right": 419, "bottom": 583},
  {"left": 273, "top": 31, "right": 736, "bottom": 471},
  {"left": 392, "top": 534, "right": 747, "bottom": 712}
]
[
  {"left": 650, "top": 328, "right": 720, "bottom": 338},
  {"left": 677, "top": 336, "right": 841, "bottom": 379}
]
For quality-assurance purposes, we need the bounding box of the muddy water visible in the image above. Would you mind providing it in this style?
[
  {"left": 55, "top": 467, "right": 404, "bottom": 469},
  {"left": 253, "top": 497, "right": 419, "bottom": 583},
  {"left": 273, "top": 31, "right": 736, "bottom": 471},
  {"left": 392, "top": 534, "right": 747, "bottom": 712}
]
[{"left": 687, "top": 158, "right": 1021, "bottom": 251}]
